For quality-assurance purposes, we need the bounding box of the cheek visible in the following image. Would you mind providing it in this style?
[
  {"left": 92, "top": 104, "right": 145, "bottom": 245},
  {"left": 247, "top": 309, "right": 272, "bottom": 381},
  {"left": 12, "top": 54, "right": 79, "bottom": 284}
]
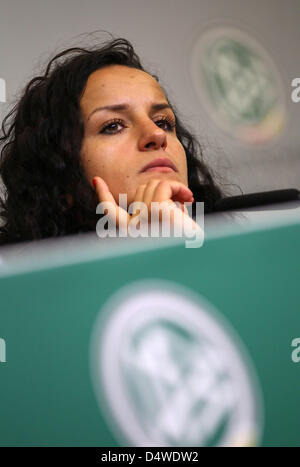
[
  {"left": 80, "top": 139, "right": 111, "bottom": 181},
  {"left": 174, "top": 141, "right": 188, "bottom": 174},
  {"left": 80, "top": 140, "right": 96, "bottom": 178},
  {"left": 178, "top": 141, "right": 187, "bottom": 161},
  {"left": 81, "top": 144, "right": 134, "bottom": 201},
  {"left": 171, "top": 137, "right": 186, "bottom": 159}
]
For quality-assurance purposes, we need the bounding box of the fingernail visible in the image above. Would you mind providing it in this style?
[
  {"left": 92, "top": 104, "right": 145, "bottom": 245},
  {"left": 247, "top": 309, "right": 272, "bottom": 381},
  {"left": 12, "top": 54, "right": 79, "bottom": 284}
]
[{"left": 92, "top": 177, "right": 97, "bottom": 188}]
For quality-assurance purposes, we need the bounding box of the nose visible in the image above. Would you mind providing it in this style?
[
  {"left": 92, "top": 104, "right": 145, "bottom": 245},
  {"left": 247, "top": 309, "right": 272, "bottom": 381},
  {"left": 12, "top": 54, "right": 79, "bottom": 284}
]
[{"left": 138, "top": 119, "right": 168, "bottom": 151}]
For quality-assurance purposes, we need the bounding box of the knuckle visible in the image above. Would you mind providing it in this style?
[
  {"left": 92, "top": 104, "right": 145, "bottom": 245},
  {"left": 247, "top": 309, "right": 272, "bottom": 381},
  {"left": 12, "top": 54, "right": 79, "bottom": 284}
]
[
  {"left": 148, "top": 178, "right": 161, "bottom": 187},
  {"left": 157, "top": 180, "right": 169, "bottom": 189},
  {"left": 135, "top": 184, "right": 146, "bottom": 195}
]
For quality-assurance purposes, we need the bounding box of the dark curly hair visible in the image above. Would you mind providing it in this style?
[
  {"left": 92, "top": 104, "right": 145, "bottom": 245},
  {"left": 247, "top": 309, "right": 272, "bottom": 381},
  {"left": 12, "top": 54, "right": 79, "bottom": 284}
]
[{"left": 0, "top": 35, "right": 228, "bottom": 245}]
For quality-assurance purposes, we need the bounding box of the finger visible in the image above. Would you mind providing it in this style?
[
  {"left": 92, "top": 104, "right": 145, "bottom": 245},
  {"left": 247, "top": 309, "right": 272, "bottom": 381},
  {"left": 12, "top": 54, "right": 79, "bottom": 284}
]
[
  {"left": 130, "top": 184, "right": 148, "bottom": 223},
  {"left": 93, "top": 176, "right": 117, "bottom": 205},
  {"left": 172, "top": 185, "right": 194, "bottom": 203},
  {"left": 170, "top": 201, "right": 198, "bottom": 233},
  {"left": 152, "top": 180, "right": 193, "bottom": 203},
  {"left": 133, "top": 184, "right": 147, "bottom": 203},
  {"left": 93, "top": 176, "right": 129, "bottom": 227},
  {"left": 142, "top": 179, "right": 162, "bottom": 210},
  {"left": 180, "top": 198, "right": 194, "bottom": 212}
]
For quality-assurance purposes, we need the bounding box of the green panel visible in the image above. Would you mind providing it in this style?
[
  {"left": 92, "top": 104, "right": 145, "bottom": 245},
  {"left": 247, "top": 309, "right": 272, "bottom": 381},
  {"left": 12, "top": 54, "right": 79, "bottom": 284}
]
[{"left": 0, "top": 221, "right": 299, "bottom": 446}]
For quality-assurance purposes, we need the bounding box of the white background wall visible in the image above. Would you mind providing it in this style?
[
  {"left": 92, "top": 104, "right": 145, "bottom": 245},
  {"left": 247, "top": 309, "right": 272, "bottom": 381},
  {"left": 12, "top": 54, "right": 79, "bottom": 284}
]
[{"left": 0, "top": 0, "right": 299, "bottom": 195}]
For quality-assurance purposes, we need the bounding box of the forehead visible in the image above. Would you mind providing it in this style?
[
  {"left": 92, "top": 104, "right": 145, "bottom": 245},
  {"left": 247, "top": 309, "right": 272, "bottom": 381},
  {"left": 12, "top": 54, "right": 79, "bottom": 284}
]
[{"left": 80, "top": 65, "right": 167, "bottom": 113}]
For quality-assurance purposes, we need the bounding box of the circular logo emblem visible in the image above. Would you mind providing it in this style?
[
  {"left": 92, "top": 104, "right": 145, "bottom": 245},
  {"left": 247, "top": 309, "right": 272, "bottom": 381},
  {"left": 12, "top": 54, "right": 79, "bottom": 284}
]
[
  {"left": 190, "top": 27, "right": 286, "bottom": 144},
  {"left": 90, "top": 280, "right": 263, "bottom": 446}
]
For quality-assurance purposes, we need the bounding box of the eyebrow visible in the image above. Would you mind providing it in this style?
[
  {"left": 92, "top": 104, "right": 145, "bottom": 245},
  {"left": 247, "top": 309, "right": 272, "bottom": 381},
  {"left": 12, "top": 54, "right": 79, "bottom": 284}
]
[{"left": 87, "top": 102, "right": 173, "bottom": 121}]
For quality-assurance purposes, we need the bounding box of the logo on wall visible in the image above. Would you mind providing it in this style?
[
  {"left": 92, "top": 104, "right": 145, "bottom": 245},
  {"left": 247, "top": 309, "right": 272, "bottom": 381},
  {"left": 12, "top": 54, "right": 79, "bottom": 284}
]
[
  {"left": 190, "top": 27, "right": 286, "bottom": 144},
  {"left": 90, "top": 280, "right": 263, "bottom": 447}
]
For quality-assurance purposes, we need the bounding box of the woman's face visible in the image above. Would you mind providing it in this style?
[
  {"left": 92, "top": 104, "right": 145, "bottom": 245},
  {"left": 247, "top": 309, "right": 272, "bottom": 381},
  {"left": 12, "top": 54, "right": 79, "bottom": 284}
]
[{"left": 80, "top": 65, "right": 188, "bottom": 206}]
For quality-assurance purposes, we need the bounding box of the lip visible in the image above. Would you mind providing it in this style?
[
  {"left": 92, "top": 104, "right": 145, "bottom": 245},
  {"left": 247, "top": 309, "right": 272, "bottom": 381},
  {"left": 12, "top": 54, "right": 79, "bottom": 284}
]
[{"left": 140, "top": 157, "right": 177, "bottom": 173}]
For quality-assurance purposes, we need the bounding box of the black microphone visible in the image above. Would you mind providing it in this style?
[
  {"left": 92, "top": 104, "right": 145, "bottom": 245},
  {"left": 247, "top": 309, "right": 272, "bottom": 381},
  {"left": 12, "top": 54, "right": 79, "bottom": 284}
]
[{"left": 214, "top": 189, "right": 300, "bottom": 212}]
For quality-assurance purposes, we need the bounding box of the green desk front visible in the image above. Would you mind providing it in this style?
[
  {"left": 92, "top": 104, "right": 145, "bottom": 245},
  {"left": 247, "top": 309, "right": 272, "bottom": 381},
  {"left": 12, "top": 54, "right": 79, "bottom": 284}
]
[{"left": 0, "top": 216, "right": 299, "bottom": 447}]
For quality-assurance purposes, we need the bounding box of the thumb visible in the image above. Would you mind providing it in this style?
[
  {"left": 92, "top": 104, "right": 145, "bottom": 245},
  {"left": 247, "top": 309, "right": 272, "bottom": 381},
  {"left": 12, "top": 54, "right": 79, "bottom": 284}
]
[
  {"left": 93, "top": 176, "right": 116, "bottom": 205},
  {"left": 92, "top": 176, "right": 129, "bottom": 228}
]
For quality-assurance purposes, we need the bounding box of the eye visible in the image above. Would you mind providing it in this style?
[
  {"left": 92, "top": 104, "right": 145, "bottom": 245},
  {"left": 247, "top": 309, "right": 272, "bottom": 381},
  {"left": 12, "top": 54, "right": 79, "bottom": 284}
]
[
  {"left": 99, "top": 115, "right": 176, "bottom": 135},
  {"left": 99, "top": 118, "right": 125, "bottom": 134},
  {"left": 154, "top": 116, "right": 176, "bottom": 132}
]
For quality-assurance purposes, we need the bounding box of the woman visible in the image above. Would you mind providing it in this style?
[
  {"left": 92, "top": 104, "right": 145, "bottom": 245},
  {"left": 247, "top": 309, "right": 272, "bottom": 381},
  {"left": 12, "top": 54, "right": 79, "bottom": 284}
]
[{"left": 0, "top": 36, "right": 227, "bottom": 244}]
